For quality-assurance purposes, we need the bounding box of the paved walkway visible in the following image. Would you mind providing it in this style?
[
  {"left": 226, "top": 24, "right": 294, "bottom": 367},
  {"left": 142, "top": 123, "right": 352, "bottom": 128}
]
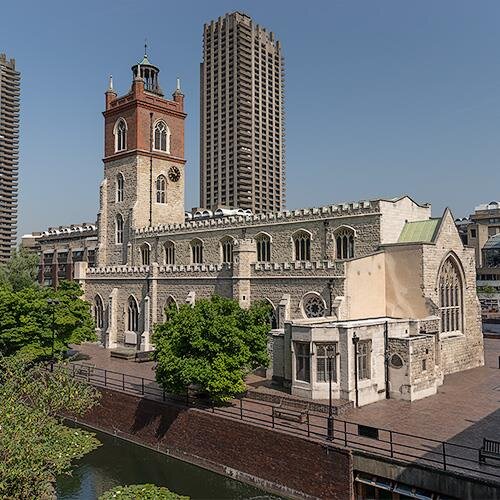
[{"left": 69, "top": 339, "right": 500, "bottom": 484}]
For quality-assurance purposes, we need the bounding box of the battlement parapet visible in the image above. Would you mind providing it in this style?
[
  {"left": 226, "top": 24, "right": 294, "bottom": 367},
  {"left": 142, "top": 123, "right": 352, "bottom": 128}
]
[
  {"left": 252, "top": 260, "right": 345, "bottom": 275},
  {"left": 134, "top": 200, "right": 376, "bottom": 237}
]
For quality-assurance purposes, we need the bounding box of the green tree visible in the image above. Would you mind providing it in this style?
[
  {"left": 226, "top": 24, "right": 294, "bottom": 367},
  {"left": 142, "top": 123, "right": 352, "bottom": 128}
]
[
  {"left": 0, "top": 280, "right": 96, "bottom": 359},
  {"left": 0, "top": 353, "right": 101, "bottom": 498},
  {"left": 477, "top": 285, "right": 496, "bottom": 295},
  {"left": 0, "top": 247, "right": 40, "bottom": 292},
  {"left": 154, "top": 296, "right": 271, "bottom": 402},
  {"left": 100, "top": 484, "right": 189, "bottom": 500}
]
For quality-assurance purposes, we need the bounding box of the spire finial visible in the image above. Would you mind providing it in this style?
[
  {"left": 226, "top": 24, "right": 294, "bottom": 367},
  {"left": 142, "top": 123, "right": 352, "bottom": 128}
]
[
  {"left": 144, "top": 38, "right": 148, "bottom": 57},
  {"left": 108, "top": 75, "right": 114, "bottom": 91},
  {"left": 176, "top": 77, "right": 181, "bottom": 91}
]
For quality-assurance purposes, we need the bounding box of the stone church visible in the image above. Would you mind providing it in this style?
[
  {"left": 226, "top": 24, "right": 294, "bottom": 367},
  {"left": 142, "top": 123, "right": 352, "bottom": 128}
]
[{"left": 37, "top": 56, "right": 484, "bottom": 406}]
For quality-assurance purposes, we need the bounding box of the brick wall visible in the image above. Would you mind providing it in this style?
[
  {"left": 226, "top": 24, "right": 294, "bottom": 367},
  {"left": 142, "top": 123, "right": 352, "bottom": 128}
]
[{"left": 77, "top": 388, "right": 353, "bottom": 499}]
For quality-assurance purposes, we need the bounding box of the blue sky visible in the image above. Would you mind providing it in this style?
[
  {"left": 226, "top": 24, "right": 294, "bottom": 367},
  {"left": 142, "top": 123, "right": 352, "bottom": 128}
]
[{"left": 1, "top": 0, "right": 499, "bottom": 238}]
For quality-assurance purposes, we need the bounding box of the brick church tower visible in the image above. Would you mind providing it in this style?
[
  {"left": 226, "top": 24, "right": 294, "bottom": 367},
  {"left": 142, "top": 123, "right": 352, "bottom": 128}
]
[{"left": 97, "top": 51, "right": 186, "bottom": 266}]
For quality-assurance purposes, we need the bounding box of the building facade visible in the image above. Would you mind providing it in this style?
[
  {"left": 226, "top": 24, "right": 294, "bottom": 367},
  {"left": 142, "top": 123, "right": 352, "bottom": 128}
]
[
  {"left": 30, "top": 55, "right": 484, "bottom": 407},
  {"left": 0, "top": 53, "right": 20, "bottom": 262},
  {"left": 200, "top": 12, "right": 285, "bottom": 213},
  {"left": 455, "top": 201, "right": 500, "bottom": 318}
]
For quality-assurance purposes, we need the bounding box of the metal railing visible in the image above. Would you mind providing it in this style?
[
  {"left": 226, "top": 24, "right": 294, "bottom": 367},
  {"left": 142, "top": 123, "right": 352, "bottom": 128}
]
[{"left": 67, "top": 362, "right": 500, "bottom": 484}]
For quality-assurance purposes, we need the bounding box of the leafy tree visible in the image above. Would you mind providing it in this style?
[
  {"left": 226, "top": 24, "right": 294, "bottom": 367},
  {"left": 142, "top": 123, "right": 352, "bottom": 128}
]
[
  {"left": 100, "top": 484, "right": 189, "bottom": 499},
  {"left": 154, "top": 296, "right": 271, "bottom": 402},
  {"left": 0, "top": 280, "right": 96, "bottom": 359},
  {"left": 0, "top": 353, "right": 101, "bottom": 498},
  {"left": 0, "top": 247, "right": 40, "bottom": 292}
]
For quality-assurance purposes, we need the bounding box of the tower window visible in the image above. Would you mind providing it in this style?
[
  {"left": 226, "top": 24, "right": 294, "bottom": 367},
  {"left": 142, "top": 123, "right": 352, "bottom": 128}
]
[
  {"left": 154, "top": 120, "right": 170, "bottom": 153},
  {"left": 115, "top": 214, "right": 124, "bottom": 244},
  {"left": 156, "top": 175, "right": 167, "bottom": 203},
  {"left": 114, "top": 119, "right": 127, "bottom": 152},
  {"left": 116, "top": 173, "right": 124, "bottom": 202}
]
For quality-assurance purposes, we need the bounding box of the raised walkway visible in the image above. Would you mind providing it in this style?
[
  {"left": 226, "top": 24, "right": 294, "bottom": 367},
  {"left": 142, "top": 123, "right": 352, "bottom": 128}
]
[{"left": 68, "top": 339, "right": 500, "bottom": 488}]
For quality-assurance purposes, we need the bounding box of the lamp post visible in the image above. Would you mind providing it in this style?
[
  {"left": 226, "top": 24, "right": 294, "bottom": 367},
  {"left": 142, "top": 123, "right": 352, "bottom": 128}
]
[
  {"left": 47, "top": 298, "right": 60, "bottom": 371},
  {"left": 326, "top": 343, "right": 336, "bottom": 441}
]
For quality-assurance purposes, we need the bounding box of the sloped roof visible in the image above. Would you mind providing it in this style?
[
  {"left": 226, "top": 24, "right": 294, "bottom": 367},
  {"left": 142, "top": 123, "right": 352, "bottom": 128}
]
[
  {"left": 398, "top": 218, "right": 441, "bottom": 243},
  {"left": 484, "top": 233, "right": 500, "bottom": 250}
]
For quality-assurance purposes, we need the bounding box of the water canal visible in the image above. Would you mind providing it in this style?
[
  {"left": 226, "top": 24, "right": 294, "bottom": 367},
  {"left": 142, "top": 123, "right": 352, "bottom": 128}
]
[{"left": 56, "top": 427, "right": 278, "bottom": 499}]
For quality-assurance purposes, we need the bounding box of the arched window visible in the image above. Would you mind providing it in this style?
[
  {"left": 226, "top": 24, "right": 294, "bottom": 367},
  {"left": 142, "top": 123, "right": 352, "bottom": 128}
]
[
  {"left": 221, "top": 237, "right": 234, "bottom": 263},
  {"left": 94, "top": 295, "right": 104, "bottom": 329},
  {"left": 335, "top": 228, "right": 355, "bottom": 260},
  {"left": 115, "top": 214, "right": 124, "bottom": 244},
  {"left": 156, "top": 175, "right": 167, "bottom": 204},
  {"left": 191, "top": 239, "right": 203, "bottom": 264},
  {"left": 116, "top": 173, "right": 124, "bottom": 202},
  {"left": 293, "top": 230, "right": 311, "bottom": 261},
  {"left": 141, "top": 243, "right": 151, "bottom": 266},
  {"left": 154, "top": 121, "right": 169, "bottom": 152},
  {"left": 265, "top": 299, "right": 278, "bottom": 329},
  {"left": 163, "top": 295, "right": 178, "bottom": 321},
  {"left": 127, "top": 296, "right": 139, "bottom": 332},
  {"left": 439, "top": 256, "right": 463, "bottom": 334},
  {"left": 256, "top": 233, "right": 271, "bottom": 262},
  {"left": 114, "top": 119, "right": 127, "bottom": 152},
  {"left": 164, "top": 240, "right": 175, "bottom": 265},
  {"left": 302, "top": 293, "right": 326, "bottom": 319}
]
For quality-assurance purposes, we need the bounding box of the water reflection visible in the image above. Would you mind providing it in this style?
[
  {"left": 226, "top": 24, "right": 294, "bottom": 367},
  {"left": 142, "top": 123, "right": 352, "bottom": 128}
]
[{"left": 56, "top": 427, "right": 280, "bottom": 499}]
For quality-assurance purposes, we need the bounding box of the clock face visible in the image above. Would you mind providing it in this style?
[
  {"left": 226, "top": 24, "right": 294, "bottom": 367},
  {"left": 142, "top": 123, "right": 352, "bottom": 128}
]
[{"left": 168, "top": 166, "right": 181, "bottom": 182}]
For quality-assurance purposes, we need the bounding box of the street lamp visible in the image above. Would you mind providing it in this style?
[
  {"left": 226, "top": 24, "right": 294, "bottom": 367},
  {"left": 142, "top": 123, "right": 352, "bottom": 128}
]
[
  {"left": 326, "top": 343, "right": 336, "bottom": 441},
  {"left": 46, "top": 298, "right": 60, "bottom": 371}
]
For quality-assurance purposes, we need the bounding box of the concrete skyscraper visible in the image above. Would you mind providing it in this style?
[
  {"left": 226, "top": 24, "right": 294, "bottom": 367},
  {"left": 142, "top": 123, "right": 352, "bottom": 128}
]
[
  {"left": 0, "top": 53, "right": 20, "bottom": 262},
  {"left": 200, "top": 12, "right": 285, "bottom": 213}
]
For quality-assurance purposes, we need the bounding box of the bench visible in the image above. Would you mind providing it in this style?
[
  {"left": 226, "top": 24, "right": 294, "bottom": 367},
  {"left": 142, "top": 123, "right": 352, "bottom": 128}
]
[
  {"left": 479, "top": 438, "right": 500, "bottom": 464},
  {"left": 273, "top": 398, "right": 309, "bottom": 423}
]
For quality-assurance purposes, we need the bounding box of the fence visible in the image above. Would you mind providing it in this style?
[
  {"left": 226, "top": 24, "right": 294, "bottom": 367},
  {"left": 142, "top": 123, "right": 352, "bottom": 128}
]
[{"left": 67, "top": 362, "right": 500, "bottom": 484}]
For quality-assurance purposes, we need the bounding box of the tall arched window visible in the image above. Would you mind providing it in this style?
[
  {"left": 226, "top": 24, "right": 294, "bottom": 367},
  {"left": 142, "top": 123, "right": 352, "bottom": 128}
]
[
  {"left": 94, "top": 295, "right": 104, "bottom": 329},
  {"left": 191, "top": 239, "right": 203, "bottom": 264},
  {"left": 221, "top": 237, "right": 234, "bottom": 263},
  {"left": 256, "top": 233, "right": 271, "bottom": 262},
  {"left": 439, "top": 257, "right": 463, "bottom": 334},
  {"left": 154, "top": 121, "right": 169, "bottom": 152},
  {"left": 127, "top": 296, "right": 139, "bottom": 332},
  {"left": 114, "top": 119, "right": 127, "bottom": 152},
  {"left": 293, "top": 230, "right": 311, "bottom": 261},
  {"left": 335, "top": 228, "right": 355, "bottom": 260},
  {"left": 116, "top": 173, "right": 124, "bottom": 202},
  {"left": 141, "top": 243, "right": 151, "bottom": 266},
  {"left": 156, "top": 175, "right": 167, "bottom": 204},
  {"left": 116, "top": 214, "right": 124, "bottom": 244},
  {"left": 164, "top": 240, "right": 175, "bottom": 265},
  {"left": 265, "top": 299, "right": 278, "bottom": 329},
  {"left": 164, "top": 295, "right": 178, "bottom": 321}
]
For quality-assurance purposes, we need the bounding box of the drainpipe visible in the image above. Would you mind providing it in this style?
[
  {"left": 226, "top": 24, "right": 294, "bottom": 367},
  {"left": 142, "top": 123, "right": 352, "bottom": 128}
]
[
  {"left": 149, "top": 112, "right": 153, "bottom": 227},
  {"left": 328, "top": 279, "right": 334, "bottom": 316},
  {"left": 352, "top": 332, "right": 359, "bottom": 408},
  {"left": 384, "top": 321, "right": 390, "bottom": 399}
]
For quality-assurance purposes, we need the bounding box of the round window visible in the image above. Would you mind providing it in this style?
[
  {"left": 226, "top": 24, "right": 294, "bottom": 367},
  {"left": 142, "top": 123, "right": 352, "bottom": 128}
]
[
  {"left": 390, "top": 354, "right": 403, "bottom": 368},
  {"left": 303, "top": 294, "right": 326, "bottom": 318}
]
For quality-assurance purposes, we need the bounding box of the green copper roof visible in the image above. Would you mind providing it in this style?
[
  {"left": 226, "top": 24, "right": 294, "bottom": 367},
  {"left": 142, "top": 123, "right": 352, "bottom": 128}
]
[
  {"left": 398, "top": 219, "right": 440, "bottom": 243},
  {"left": 138, "top": 55, "right": 150, "bottom": 65}
]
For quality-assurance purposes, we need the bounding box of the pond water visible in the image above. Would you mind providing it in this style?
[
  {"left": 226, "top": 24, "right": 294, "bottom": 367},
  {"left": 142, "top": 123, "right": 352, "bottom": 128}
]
[{"left": 56, "top": 427, "right": 279, "bottom": 500}]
